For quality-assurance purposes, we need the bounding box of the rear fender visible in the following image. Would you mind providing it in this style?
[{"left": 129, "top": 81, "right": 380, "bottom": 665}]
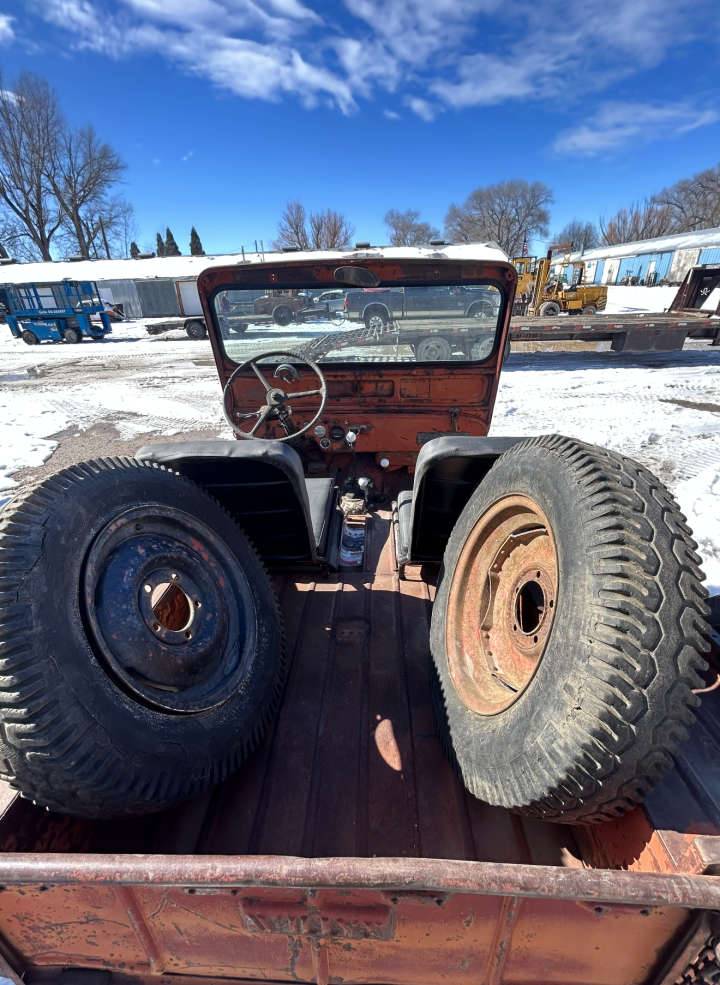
[{"left": 396, "top": 436, "right": 525, "bottom": 566}]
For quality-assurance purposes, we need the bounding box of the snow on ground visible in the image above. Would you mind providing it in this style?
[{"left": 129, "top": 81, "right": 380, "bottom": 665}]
[
  {"left": 2, "top": 318, "right": 720, "bottom": 594},
  {"left": 490, "top": 345, "right": 720, "bottom": 593}
]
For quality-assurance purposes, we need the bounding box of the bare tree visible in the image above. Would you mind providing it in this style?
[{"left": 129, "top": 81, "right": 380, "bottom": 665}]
[
  {"left": 0, "top": 72, "right": 64, "bottom": 260},
  {"left": 384, "top": 208, "right": 440, "bottom": 246},
  {"left": 274, "top": 200, "right": 310, "bottom": 250},
  {"left": 444, "top": 180, "right": 553, "bottom": 258},
  {"left": 273, "top": 200, "right": 354, "bottom": 251},
  {"left": 656, "top": 163, "right": 720, "bottom": 233},
  {"left": 599, "top": 197, "right": 675, "bottom": 246},
  {"left": 309, "top": 208, "right": 354, "bottom": 249},
  {"left": 46, "top": 125, "right": 126, "bottom": 258},
  {"left": 550, "top": 219, "right": 600, "bottom": 252}
]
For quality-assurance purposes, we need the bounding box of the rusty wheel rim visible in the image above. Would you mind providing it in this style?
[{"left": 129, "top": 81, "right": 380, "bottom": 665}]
[{"left": 446, "top": 495, "right": 558, "bottom": 716}]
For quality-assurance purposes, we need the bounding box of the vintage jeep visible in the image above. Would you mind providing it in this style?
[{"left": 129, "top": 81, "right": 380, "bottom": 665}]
[{"left": 0, "top": 250, "right": 718, "bottom": 985}]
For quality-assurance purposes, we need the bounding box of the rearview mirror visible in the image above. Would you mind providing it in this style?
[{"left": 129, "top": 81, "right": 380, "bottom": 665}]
[{"left": 334, "top": 265, "right": 381, "bottom": 287}]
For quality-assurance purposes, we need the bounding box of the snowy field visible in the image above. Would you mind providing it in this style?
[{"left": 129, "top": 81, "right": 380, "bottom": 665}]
[{"left": 2, "top": 318, "right": 720, "bottom": 593}]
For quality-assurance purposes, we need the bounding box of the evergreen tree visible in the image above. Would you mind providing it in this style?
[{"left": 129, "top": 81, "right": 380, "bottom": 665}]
[
  {"left": 156, "top": 232, "right": 166, "bottom": 257},
  {"left": 189, "top": 226, "right": 205, "bottom": 256},
  {"left": 165, "top": 226, "right": 181, "bottom": 256},
  {"left": 130, "top": 241, "right": 140, "bottom": 258}
]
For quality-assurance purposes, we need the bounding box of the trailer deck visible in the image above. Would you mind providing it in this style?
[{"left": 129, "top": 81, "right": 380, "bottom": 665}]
[{"left": 509, "top": 313, "right": 718, "bottom": 351}]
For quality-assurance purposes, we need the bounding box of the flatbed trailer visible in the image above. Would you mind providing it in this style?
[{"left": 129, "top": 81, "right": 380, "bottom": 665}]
[
  {"left": 145, "top": 317, "right": 210, "bottom": 340},
  {"left": 509, "top": 313, "right": 719, "bottom": 352}
]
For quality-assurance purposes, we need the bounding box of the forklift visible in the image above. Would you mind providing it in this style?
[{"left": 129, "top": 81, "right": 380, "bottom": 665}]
[
  {"left": 2, "top": 280, "right": 113, "bottom": 344},
  {"left": 528, "top": 243, "right": 608, "bottom": 316}
]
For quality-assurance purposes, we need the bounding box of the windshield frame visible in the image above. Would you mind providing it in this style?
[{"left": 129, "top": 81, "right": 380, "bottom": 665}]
[{"left": 204, "top": 258, "right": 511, "bottom": 369}]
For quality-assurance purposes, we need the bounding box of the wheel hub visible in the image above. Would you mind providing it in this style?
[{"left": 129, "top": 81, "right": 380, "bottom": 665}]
[
  {"left": 446, "top": 495, "right": 558, "bottom": 715},
  {"left": 83, "top": 505, "right": 256, "bottom": 713}
]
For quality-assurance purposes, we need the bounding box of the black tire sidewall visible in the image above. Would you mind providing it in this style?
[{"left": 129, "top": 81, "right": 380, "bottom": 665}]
[
  {"left": 272, "top": 305, "right": 293, "bottom": 326},
  {"left": 13, "top": 462, "right": 282, "bottom": 808}
]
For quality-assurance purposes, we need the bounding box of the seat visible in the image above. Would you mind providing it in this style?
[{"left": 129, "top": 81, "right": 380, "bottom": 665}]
[
  {"left": 135, "top": 440, "right": 337, "bottom": 563},
  {"left": 394, "top": 435, "right": 525, "bottom": 567}
]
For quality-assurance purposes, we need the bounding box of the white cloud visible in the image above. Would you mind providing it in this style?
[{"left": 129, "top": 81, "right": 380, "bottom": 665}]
[
  {"left": 0, "top": 13, "right": 14, "bottom": 44},
  {"left": 182, "top": 150, "right": 194, "bottom": 160},
  {"left": 25, "top": 0, "right": 719, "bottom": 132},
  {"left": 383, "top": 109, "right": 400, "bottom": 120},
  {"left": 553, "top": 101, "right": 719, "bottom": 156},
  {"left": 404, "top": 96, "right": 441, "bottom": 121}
]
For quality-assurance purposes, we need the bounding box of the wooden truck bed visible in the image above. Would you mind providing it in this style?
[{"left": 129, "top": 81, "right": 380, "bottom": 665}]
[{"left": 0, "top": 513, "right": 719, "bottom": 984}]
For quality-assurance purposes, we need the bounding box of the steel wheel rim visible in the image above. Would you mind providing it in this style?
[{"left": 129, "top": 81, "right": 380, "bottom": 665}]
[
  {"left": 83, "top": 505, "right": 257, "bottom": 713},
  {"left": 446, "top": 495, "right": 558, "bottom": 715},
  {"left": 367, "top": 314, "right": 385, "bottom": 331},
  {"left": 420, "top": 339, "right": 450, "bottom": 360}
]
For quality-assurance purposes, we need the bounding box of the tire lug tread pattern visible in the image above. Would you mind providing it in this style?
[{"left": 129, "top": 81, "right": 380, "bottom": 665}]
[
  {"left": 0, "top": 457, "right": 286, "bottom": 818},
  {"left": 430, "top": 434, "right": 711, "bottom": 823}
]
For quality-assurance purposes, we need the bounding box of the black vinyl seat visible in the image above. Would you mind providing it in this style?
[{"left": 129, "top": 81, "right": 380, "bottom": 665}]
[{"left": 135, "top": 441, "right": 336, "bottom": 563}]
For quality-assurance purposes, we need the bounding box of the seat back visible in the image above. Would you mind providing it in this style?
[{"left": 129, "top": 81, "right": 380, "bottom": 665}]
[
  {"left": 135, "top": 441, "right": 317, "bottom": 562},
  {"left": 402, "top": 436, "right": 525, "bottom": 564}
]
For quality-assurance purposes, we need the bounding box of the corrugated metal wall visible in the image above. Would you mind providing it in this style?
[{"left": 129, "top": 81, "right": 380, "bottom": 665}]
[
  {"left": 699, "top": 248, "right": 720, "bottom": 264},
  {"left": 592, "top": 260, "right": 605, "bottom": 284},
  {"left": 134, "top": 280, "right": 181, "bottom": 317},
  {"left": 96, "top": 278, "right": 143, "bottom": 318},
  {"left": 615, "top": 253, "right": 674, "bottom": 285}
]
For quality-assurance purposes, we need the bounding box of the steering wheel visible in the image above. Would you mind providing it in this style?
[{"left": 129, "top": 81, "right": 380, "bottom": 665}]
[{"left": 223, "top": 349, "right": 327, "bottom": 442}]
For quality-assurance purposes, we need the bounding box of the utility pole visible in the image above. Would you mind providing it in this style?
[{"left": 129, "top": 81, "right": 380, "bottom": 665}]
[{"left": 99, "top": 217, "right": 111, "bottom": 259}]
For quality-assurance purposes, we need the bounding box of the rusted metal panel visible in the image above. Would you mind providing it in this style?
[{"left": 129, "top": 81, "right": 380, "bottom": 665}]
[
  {"left": 195, "top": 258, "right": 515, "bottom": 460},
  {"left": 0, "top": 879, "right": 698, "bottom": 984}
]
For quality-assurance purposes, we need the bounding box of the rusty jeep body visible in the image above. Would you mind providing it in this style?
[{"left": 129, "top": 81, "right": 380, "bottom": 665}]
[{"left": 0, "top": 247, "right": 718, "bottom": 985}]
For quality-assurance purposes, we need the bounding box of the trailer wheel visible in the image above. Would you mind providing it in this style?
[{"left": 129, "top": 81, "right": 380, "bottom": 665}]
[
  {"left": 538, "top": 301, "right": 560, "bottom": 317},
  {"left": 272, "top": 304, "right": 293, "bottom": 326},
  {"left": 582, "top": 305, "right": 597, "bottom": 315},
  {"left": 186, "top": 320, "right": 207, "bottom": 340},
  {"left": 21, "top": 330, "right": 39, "bottom": 345},
  {"left": 63, "top": 327, "right": 82, "bottom": 344},
  {"left": 430, "top": 435, "right": 710, "bottom": 823},
  {"left": 0, "top": 459, "right": 285, "bottom": 819},
  {"left": 416, "top": 336, "right": 453, "bottom": 361},
  {"left": 363, "top": 306, "right": 388, "bottom": 332}
]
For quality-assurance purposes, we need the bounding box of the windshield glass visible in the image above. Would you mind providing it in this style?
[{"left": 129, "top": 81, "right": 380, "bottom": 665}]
[{"left": 213, "top": 281, "right": 503, "bottom": 364}]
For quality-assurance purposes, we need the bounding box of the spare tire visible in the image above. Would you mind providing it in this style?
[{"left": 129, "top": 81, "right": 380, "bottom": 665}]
[
  {"left": 0, "top": 458, "right": 284, "bottom": 818},
  {"left": 430, "top": 435, "right": 710, "bottom": 823}
]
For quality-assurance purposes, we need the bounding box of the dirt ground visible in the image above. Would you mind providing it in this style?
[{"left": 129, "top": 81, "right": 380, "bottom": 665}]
[{"left": 11, "top": 421, "right": 223, "bottom": 492}]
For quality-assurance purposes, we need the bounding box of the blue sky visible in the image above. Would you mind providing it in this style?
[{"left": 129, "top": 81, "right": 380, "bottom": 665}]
[{"left": 0, "top": 0, "right": 718, "bottom": 256}]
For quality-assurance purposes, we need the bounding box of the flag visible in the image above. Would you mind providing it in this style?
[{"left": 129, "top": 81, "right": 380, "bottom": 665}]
[{"left": 521, "top": 237, "right": 528, "bottom": 257}]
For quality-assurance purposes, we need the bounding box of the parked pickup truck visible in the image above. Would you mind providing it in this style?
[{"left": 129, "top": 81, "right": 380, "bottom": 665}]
[{"left": 345, "top": 284, "right": 500, "bottom": 330}]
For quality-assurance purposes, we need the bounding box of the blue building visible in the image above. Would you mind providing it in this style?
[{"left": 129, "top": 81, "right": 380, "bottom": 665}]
[{"left": 561, "top": 227, "right": 720, "bottom": 288}]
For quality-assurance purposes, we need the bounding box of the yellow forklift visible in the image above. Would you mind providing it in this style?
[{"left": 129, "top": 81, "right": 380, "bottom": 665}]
[
  {"left": 512, "top": 255, "right": 537, "bottom": 298},
  {"left": 527, "top": 243, "right": 608, "bottom": 316}
]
